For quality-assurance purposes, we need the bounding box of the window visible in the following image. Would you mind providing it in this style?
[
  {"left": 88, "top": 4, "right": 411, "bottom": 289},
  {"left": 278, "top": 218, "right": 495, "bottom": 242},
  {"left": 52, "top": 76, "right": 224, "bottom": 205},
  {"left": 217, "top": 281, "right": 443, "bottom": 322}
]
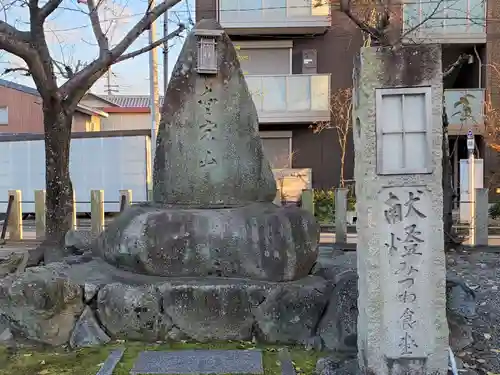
[
  {"left": 237, "top": 48, "right": 291, "bottom": 75},
  {"left": 0, "top": 107, "right": 7, "bottom": 125},
  {"left": 376, "top": 87, "right": 432, "bottom": 175},
  {"left": 260, "top": 131, "right": 292, "bottom": 169}
]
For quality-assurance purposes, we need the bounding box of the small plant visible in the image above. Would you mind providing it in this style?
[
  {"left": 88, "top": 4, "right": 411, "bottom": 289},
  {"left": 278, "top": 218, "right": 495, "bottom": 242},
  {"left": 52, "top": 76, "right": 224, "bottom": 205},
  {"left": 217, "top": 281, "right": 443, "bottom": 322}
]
[
  {"left": 452, "top": 93, "right": 476, "bottom": 124},
  {"left": 489, "top": 201, "right": 500, "bottom": 219},
  {"left": 313, "top": 189, "right": 335, "bottom": 223},
  {"left": 347, "top": 194, "right": 356, "bottom": 212}
]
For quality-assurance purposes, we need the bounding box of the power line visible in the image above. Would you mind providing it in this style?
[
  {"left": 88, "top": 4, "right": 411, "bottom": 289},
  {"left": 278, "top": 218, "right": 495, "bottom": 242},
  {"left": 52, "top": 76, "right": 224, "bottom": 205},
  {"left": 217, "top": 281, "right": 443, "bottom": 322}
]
[{"left": 5, "top": 2, "right": 492, "bottom": 33}]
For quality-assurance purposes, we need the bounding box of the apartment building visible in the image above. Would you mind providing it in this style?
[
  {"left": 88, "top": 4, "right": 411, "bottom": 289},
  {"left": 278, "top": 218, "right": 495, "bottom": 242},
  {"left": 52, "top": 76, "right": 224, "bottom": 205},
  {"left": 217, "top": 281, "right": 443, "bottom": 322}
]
[
  {"left": 405, "top": 0, "right": 488, "bottom": 202},
  {"left": 196, "top": 0, "right": 500, "bottom": 197},
  {"left": 196, "top": 0, "right": 363, "bottom": 189},
  {"left": 0, "top": 79, "right": 107, "bottom": 133}
]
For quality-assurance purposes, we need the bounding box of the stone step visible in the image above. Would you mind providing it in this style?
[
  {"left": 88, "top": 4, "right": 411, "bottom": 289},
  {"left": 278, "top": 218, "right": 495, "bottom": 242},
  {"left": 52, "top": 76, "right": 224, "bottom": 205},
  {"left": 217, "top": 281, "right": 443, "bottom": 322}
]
[
  {"left": 278, "top": 348, "right": 296, "bottom": 375},
  {"left": 96, "top": 348, "right": 125, "bottom": 375},
  {"left": 129, "top": 350, "right": 264, "bottom": 374}
]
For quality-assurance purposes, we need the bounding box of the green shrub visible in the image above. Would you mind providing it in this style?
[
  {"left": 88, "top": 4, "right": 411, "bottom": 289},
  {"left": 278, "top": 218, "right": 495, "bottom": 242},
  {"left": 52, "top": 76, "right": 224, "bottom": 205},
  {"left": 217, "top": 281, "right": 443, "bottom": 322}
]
[
  {"left": 489, "top": 201, "right": 500, "bottom": 219},
  {"left": 347, "top": 193, "right": 356, "bottom": 212},
  {"left": 312, "top": 188, "right": 357, "bottom": 223},
  {"left": 313, "top": 189, "right": 335, "bottom": 223}
]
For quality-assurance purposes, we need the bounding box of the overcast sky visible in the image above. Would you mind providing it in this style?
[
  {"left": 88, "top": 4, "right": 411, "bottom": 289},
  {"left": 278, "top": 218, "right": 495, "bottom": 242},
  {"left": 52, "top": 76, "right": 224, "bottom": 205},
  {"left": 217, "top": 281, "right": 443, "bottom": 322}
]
[{"left": 0, "top": 0, "right": 194, "bottom": 95}]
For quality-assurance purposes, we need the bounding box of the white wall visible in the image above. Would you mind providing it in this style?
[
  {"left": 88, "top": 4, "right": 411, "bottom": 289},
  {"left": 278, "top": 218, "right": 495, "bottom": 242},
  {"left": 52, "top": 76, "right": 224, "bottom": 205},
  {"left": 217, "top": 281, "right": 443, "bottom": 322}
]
[
  {"left": 101, "top": 113, "right": 150, "bottom": 131},
  {"left": 0, "top": 135, "right": 150, "bottom": 213}
]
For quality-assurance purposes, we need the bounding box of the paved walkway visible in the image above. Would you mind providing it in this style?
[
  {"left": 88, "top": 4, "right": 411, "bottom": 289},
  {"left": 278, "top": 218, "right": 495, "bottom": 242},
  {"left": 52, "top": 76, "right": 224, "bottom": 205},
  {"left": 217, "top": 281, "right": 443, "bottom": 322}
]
[
  {"left": 319, "top": 232, "right": 500, "bottom": 246},
  {"left": 3, "top": 220, "right": 500, "bottom": 257}
]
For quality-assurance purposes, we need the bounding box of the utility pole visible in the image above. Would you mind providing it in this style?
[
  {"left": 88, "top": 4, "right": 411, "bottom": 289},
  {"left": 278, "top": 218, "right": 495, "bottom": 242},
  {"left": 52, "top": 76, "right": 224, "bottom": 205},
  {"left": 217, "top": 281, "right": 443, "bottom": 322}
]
[
  {"left": 104, "top": 69, "right": 119, "bottom": 95},
  {"left": 101, "top": 5, "right": 118, "bottom": 96},
  {"left": 106, "top": 69, "right": 112, "bottom": 95},
  {"left": 467, "top": 129, "right": 476, "bottom": 245},
  {"left": 148, "top": 0, "right": 160, "bottom": 198},
  {"left": 163, "top": 9, "right": 169, "bottom": 92}
]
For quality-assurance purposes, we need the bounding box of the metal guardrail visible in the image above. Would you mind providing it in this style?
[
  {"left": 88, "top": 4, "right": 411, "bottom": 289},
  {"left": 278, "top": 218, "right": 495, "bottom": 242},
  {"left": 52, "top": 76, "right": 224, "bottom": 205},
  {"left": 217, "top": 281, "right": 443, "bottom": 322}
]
[{"left": 0, "top": 194, "right": 14, "bottom": 243}]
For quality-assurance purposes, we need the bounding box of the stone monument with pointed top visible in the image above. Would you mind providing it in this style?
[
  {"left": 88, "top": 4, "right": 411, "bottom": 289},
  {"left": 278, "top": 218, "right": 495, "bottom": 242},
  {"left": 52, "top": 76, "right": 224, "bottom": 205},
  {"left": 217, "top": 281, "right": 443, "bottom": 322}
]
[{"left": 93, "top": 19, "right": 319, "bottom": 282}]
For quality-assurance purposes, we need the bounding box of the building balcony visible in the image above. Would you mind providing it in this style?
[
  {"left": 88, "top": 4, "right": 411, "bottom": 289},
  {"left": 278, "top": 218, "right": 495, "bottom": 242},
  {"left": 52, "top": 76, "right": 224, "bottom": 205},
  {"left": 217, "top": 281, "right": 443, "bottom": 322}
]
[
  {"left": 245, "top": 74, "right": 331, "bottom": 124},
  {"left": 444, "top": 88, "right": 485, "bottom": 135},
  {"left": 403, "top": 0, "right": 486, "bottom": 44},
  {"left": 217, "top": 0, "right": 330, "bottom": 35}
]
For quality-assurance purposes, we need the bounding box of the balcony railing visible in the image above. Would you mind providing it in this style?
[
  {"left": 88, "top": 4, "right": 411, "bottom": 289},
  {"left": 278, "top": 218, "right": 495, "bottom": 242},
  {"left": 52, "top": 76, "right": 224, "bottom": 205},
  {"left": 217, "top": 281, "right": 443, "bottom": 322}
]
[
  {"left": 245, "top": 74, "right": 331, "bottom": 123},
  {"left": 403, "top": 0, "right": 486, "bottom": 43},
  {"left": 444, "top": 88, "right": 485, "bottom": 134},
  {"left": 218, "top": 0, "right": 330, "bottom": 34}
]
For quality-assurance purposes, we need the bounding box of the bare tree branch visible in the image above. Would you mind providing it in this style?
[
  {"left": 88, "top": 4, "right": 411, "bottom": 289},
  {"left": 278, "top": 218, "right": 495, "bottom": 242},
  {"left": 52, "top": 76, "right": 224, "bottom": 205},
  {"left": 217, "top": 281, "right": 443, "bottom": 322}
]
[
  {"left": 59, "top": 0, "right": 183, "bottom": 101},
  {"left": 109, "top": 0, "right": 182, "bottom": 58},
  {"left": 340, "top": 0, "right": 390, "bottom": 46},
  {"left": 86, "top": 0, "right": 109, "bottom": 53},
  {"left": 399, "top": 0, "right": 445, "bottom": 41},
  {"left": 443, "top": 53, "right": 471, "bottom": 79},
  {"left": 25, "top": 0, "right": 60, "bottom": 98},
  {"left": 311, "top": 88, "right": 352, "bottom": 187},
  {"left": 114, "top": 24, "right": 185, "bottom": 63},
  {"left": 0, "top": 20, "right": 53, "bottom": 91},
  {"left": 0, "top": 19, "right": 31, "bottom": 44},
  {"left": 40, "top": 0, "right": 63, "bottom": 19},
  {"left": 3, "top": 66, "right": 31, "bottom": 76},
  {"left": 51, "top": 58, "right": 84, "bottom": 79}
]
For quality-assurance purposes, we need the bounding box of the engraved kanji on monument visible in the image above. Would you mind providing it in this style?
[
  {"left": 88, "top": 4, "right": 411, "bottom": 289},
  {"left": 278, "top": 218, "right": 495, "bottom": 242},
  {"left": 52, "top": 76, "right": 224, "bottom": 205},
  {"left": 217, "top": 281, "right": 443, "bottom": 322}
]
[{"left": 380, "top": 186, "right": 431, "bottom": 358}]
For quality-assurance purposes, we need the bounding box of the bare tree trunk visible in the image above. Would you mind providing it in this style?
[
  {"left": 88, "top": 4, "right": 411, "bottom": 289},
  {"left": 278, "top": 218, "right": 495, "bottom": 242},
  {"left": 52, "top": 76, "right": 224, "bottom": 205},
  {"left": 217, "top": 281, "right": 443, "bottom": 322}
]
[
  {"left": 42, "top": 106, "right": 73, "bottom": 262},
  {"left": 340, "top": 148, "right": 346, "bottom": 188}
]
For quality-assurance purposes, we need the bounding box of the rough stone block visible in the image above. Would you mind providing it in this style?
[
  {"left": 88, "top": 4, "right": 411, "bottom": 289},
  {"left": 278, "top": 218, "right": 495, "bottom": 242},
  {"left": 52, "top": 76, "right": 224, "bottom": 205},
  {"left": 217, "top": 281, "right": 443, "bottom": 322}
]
[
  {"left": 159, "top": 281, "right": 260, "bottom": 342},
  {"left": 65, "top": 229, "right": 96, "bottom": 251},
  {"left": 318, "top": 272, "right": 358, "bottom": 353},
  {"left": 446, "top": 277, "right": 476, "bottom": 350},
  {"left": 70, "top": 306, "right": 110, "bottom": 348},
  {"left": 447, "top": 277, "right": 476, "bottom": 318},
  {"left": 311, "top": 253, "right": 356, "bottom": 283},
  {"left": 253, "top": 276, "right": 331, "bottom": 344},
  {"left": 315, "top": 357, "right": 359, "bottom": 375},
  {"left": 0, "top": 252, "right": 27, "bottom": 277},
  {"left": 97, "top": 283, "right": 172, "bottom": 341},
  {"left": 0, "top": 263, "right": 83, "bottom": 345},
  {"left": 0, "top": 328, "right": 13, "bottom": 343}
]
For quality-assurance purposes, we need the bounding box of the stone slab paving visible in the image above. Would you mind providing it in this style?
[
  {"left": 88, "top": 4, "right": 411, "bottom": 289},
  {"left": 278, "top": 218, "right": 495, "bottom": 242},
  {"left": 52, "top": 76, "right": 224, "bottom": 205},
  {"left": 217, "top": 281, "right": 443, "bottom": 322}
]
[
  {"left": 129, "top": 350, "right": 264, "bottom": 374},
  {"left": 278, "top": 348, "right": 296, "bottom": 375},
  {"left": 96, "top": 348, "right": 125, "bottom": 375}
]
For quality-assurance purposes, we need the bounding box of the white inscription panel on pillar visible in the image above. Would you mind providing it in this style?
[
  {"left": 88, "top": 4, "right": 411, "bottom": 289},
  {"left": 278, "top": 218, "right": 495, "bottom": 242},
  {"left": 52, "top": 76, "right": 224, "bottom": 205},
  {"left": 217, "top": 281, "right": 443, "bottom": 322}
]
[
  {"left": 378, "top": 185, "right": 432, "bottom": 358},
  {"left": 376, "top": 87, "right": 432, "bottom": 175}
]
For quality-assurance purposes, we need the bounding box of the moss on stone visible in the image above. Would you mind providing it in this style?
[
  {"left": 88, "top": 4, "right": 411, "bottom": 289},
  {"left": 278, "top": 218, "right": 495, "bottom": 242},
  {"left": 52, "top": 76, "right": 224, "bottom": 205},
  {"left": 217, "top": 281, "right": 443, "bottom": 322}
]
[{"left": 0, "top": 341, "right": 322, "bottom": 375}]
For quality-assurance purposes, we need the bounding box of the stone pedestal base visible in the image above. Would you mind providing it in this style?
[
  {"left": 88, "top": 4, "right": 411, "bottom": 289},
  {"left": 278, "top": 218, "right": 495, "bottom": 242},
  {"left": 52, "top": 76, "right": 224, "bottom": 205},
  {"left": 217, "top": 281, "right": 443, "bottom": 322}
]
[
  {"left": 94, "top": 202, "right": 319, "bottom": 282},
  {"left": 0, "top": 253, "right": 476, "bottom": 351},
  {"left": 0, "top": 259, "right": 331, "bottom": 347}
]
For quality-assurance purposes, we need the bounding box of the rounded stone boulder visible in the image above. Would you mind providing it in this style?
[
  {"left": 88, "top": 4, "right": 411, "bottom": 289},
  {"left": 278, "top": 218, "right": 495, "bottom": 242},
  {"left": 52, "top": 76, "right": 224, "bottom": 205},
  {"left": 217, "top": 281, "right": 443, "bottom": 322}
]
[{"left": 94, "top": 202, "right": 319, "bottom": 282}]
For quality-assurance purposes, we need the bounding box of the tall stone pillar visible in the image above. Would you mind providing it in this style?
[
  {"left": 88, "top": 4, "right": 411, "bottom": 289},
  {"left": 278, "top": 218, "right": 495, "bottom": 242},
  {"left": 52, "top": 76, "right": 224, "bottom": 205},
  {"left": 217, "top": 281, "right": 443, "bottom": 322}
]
[{"left": 353, "top": 46, "right": 449, "bottom": 374}]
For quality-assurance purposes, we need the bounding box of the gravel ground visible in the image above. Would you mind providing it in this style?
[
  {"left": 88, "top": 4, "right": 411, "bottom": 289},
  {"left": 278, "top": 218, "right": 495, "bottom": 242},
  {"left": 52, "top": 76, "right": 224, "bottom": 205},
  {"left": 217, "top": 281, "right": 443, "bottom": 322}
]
[{"left": 448, "top": 249, "right": 500, "bottom": 374}]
